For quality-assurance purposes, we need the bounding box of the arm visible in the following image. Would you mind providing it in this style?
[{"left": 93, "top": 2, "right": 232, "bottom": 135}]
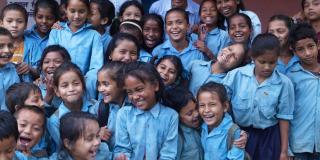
[
  {"left": 114, "top": 109, "right": 132, "bottom": 159},
  {"left": 279, "top": 120, "right": 290, "bottom": 160},
  {"left": 227, "top": 129, "right": 245, "bottom": 160}
]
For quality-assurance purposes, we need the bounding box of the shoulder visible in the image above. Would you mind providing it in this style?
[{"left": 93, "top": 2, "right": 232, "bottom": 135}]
[{"left": 160, "top": 104, "right": 179, "bottom": 118}]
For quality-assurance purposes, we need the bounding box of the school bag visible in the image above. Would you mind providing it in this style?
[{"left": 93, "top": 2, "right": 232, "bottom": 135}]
[
  {"left": 97, "top": 100, "right": 110, "bottom": 127},
  {"left": 227, "top": 124, "right": 251, "bottom": 160}
]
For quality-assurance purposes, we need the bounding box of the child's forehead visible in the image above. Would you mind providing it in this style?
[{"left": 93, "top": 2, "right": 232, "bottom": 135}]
[
  {"left": 0, "top": 35, "right": 13, "bottom": 42},
  {"left": 296, "top": 37, "right": 317, "bottom": 46},
  {"left": 3, "top": 9, "right": 26, "bottom": 18}
]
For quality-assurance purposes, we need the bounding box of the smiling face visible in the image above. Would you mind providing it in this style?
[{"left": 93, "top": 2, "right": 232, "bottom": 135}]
[
  {"left": 67, "top": 120, "right": 101, "bottom": 160},
  {"left": 143, "top": 19, "right": 162, "bottom": 49},
  {"left": 66, "top": 0, "right": 89, "bottom": 31},
  {"left": 217, "top": 43, "right": 245, "bottom": 71},
  {"left": 268, "top": 20, "right": 290, "bottom": 47},
  {"left": 216, "top": 0, "right": 239, "bottom": 18},
  {"left": 34, "top": 7, "right": 56, "bottom": 37},
  {"left": 253, "top": 50, "right": 278, "bottom": 81},
  {"left": 89, "top": 2, "right": 102, "bottom": 28},
  {"left": 293, "top": 38, "right": 319, "bottom": 66},
  {"left": 42, "top": 51, "right": 64, "bottom": 78},
  {"left": 165, "top": 11, "right": 189, "bottom": 43},
  {"left": 229, "top": 15, "right": 251, "bottom": 43},
  {"left": 120, "top": 5, "right": 142, "bottom": 22},
  {"left": 198, "top": 91, "right": 228, "bottom": 131},
  {"left": 109, "top": 39, "right": 138, "bottom": 63},
  {"left": 124, "top": 75, "right": 159, "bottom": 110},
  {"left": 16, "top": 109, "right": 44, "bottom": 152},
  {"left": 200, "top": 1, "right": 218, "bottom": 26},
  {"left": 179, "top": 100, "right": 200, "bottom": 129},
  {"left": 0, "top": 35, "right": 14, "bottom": 67},
  {"left": 303, "top": 0, "right": 320, "bottom": 21},
  {"left": 1, "top": 10, "right": 27, "bottom": 39},
  {"left": 156, "top": 59, "right": 178, "bottom": 86},
  {"left": 97, "top": 70, "right": 124, "bottom": 104}
]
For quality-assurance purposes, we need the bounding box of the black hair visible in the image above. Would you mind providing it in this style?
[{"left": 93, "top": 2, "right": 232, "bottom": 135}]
[
  {"left": 0, "top": 111, "right": 19, "bottom": 141},
  {"left": 162, "top": 86, "right": 195, "bottom": 113},
  {"left": 268, "top": 14, "right": 294, "bottom": 31},
  {"left": 225, "top": 42, "right": 249, "bottom": 67},
  {"left": 105, "top": 33, "right": 140, "bottom": 62},
  {"left": 38, "top": 45, "right": 71, "bottom": 71},
  {"left": 251, "top": 33, "right": 280, "bottom": 58},
  {"left": 227, "top": 13, "right": 253, "bottom": 31},
  {"left": 302, "top": 0, "right": 306, "bottom": 10},
  {"left": 155, "top": 55, "right": 184, "bottom": 87},
  {"left": 165, "top": 8, "right": 189, "bottom": 24},
  {"left": 199, "top": 0, "right": 225, "bottom": 29},
  {"left": 98, "top": 61, "right": 126, "bottom": 87},
  {"left": 34, "top": 0, "right": 60, "bottom": 21},
  {"left": 289, "top": 23, "right": 318, "bottom": 50},
  {"left": 141, "top": 14, "right": 164, "bottom": 52},
  {"left": 53, "top": 62, "right": 86, "bottom": 91},
  {"left": 1, "top": 3, "right": 28, "bottom": 23},
  {"left": 14, "top": 105, "right": 46, "bottom": 130},
  {"left": 6, "top": 82, "right": 42, "bottom": 114},
  {"left": 197, "top": 81, "right": 228, "bottom": 104},
  {"left": 119, "top": 20, "right": 143, "bottom": 44},
  {"left": 90, "top": 0, "right": 115, "bottom": 26},
  {"left": 60, "top": 111, "right": 98, "bottom": 149},
  {"left": 0, "top": 27, "right": 13, "bottom": 38},
  {"left": 119, "top": 0, "right": 144, "bottom": 18},
  {"left": 124, "top": 61, "right": 165, "bottom": 102},
  {"left": 65, "top": 0, "right": 90, "bottom": 9}
]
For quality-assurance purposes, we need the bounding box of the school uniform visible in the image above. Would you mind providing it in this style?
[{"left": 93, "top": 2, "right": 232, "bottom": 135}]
[
  {"left": 190, "top": 28, "right": 230, "bottom": 58},
  {"left": 101, "top": 31, "right": 112, "bottom": 54},
  {"left": 276, "top": 55, "right": 299, "bottom": 75},
  {"left": 152, "top": 39, "right": 205, "bottom": 71},
  {"left": 14, "top": 151, "right": 33, "bottom": 160},
  {"left": 188, "top": 60, "right": 226, "bottom": 95},
  {"left": 177, "top": 124, "right": 203, "bottom": 160},
  {"left": 47, "top": 98, "right": 94, "bottom": 152},
  {"left": 25, "top": 25, "right": 49, "bottom": 55},
  {"left": 201, "top": 113, "right": 244, "bottom": 160},
  {"left": 139, "top": 49, "right": 152, "bottom": 63},
  {"left": 286, "top": 63, "right": 320, "bottom": 156},
  {"left": 114, "top": 102, "right": 179, "bottom": 159},
  {"left": 222, "top": 63, "right": 294, "bottom": 159},
  {"left": 0, "top": 63, "right": 20, "bottom": 111}
]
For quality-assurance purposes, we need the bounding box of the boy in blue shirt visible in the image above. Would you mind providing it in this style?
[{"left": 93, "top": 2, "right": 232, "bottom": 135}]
[{"left": 287, "top": 23, "right": 320, "bottom": 159}]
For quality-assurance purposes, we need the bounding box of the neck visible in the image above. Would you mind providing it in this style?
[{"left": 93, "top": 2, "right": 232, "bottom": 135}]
[
  {"left": 205, "top": 23, "right": 217, "bottom": 32},
  {"left": 301, "top": 61, "right": 320, "bottom": 72},
  {"left": 69, "top": 23, "right": 84, "bottom": 33},
  {"left": 278, "top": 46, "right": 293, "bottom": 65},
  {"left": 65, "top": 99, "right": 83, "bottom": 111},
  {"left": 212, "top": 62, "right": 226, "bottom": 74},
  {"left": 311, "top": 19, "right": 320, "bottom": 33},
  {"left": 36, "top": 28, "right": 48, "bottom": 38},
  {"left": 13, "top": 36, "right": 24, "bottom": 44},
  {"left": 114, "top": 94, "right": 126, "bottom": 106},
  {"left": 171, "top": 38, "right": 189, "bottom": 52},
  {"left": 94, "top": 26, "right": 106, "bottom": 35}
]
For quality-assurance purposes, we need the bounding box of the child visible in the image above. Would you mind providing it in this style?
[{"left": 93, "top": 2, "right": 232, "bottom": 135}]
[
  {"left": 268, "top": 15, "right": 299, "bottom": 74},
  {"left": 302, "top": 0, "right": 320, "bottom": 41},
  {"left": 37, "top": 45, "right": 71, "bottom": 111},
  {"left": 223, "top": 33, "right": 294, "bottom": 159},
  {"left": 188, "top": 42, "right": 247, "bottom": 96},
  {"left": 192, "top": 0, "right": 230, "bottom": 60},
  {"left": 216, "top": 0, "right": 261, "bottom": 39},
  {"left": 0, "top": 3, "right": 41, "bottom": 81},
  {"left": 162, "top": 87, "right": 203, "bottom": 160},
  {"left": 114, "top": 62, "right": 178, "bottom": 159},
  {"left": 89, "top": 0, "right": 115, "bottom": 53},
  {"left": 89, "top": 61, "right": 128, "bottom": 153},
  {"left": 47, "top": 0, "right": 104, "bottom": 99},
  {"left": 198, "top": 82, "right": 244, "bottom": 159},
  {"left": 50, "top": 111, "right": 109, "bottom": 160},
  {"left": 105, "top": 33, "right": 140, "bottom": 63},
  {"left": 152, "top": 8, "right": 205, "bottom": 71},
  {"left": 287, "top": 23, "right": 320, "bottom": 159},
  {"left": 142, "top": 14, "right": 164, "bottom": 54},
  {"left": 227, "top": 13, "right": 253, "bottom": 47},
  {"left": 0, "top": 111, "right": 20, "bottom": 160},
  {"left": 25, "top": 0, "right": 59, "bottom": 54},
  {"left": 47, "top": 62, "right": 95, "bottom": 151},
  {"left": 155, "top": 55, "right": 184, "bottom": 87},
  {"left": 14, "top": 105, "right": 46, "bottom": 159},
  {"left": 0, "top": 27, "right": 20, "bottom": 111}
]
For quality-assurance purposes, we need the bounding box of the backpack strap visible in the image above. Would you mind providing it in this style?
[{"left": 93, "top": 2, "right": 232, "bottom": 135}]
[
  {"left": 97, "top": 101, "right": 110, "bottom": 127},
  {"left": 227, "top": 123, "right": 240, "bottom": 150}
]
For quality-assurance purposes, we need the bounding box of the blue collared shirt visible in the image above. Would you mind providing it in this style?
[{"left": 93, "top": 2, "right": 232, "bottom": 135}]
[
  {"left": 0, "top": 63, "right": 20, "bottom": 111},
  {"left": 47, "top": 98, "right": 94, "bottom": 151},
  {"left": 201, "top": 113, "right": 244, "bottom": 160},
  {"left": 101, "top": 31, "right": 112, "bottom": 54},
  {"left": 276, "top": 55, "right": 299, "bottom": 75},
  {"left": 177, "top": 124, "right": 203, "bottom": 160},
  {"left": 286, "top": 63, "right": 320, "bottom": 153},
  {"left": 188, "top": 60, "right": 226, "bottom": 95},
  {"left": 152, "top": 40, "right": 205, "bottom": 71},
  {"left": 191, "top": 28, "right": 230, "bottom": 58},
  {"left": 25, "top": 25, "right": 49, "bottom": 55},
  {"left": 139, "top": 49, "right": 153, "bottom": 63},
  {"left": 222, "top": 64, "right": 294, "bottom": 129},
  {"left": 114, "top": 102, "right": 179, "bottom": 160}
]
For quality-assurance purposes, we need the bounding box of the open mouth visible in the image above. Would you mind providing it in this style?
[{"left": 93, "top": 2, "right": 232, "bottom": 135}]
[
  {"left": 202, "top": 114, "right": 215, "bottom": 122},
  {"left": 0, "top": 54, "right": 13, "bottom": 59},
  {"left": 19, "top": 136, "right": 32, "bottom": 147}
]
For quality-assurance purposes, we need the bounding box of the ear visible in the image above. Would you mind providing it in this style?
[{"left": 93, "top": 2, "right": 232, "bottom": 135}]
[
  {"left": 100, "top": 17, "right": 109, "bottom": 26},
  {"left": 14, "top": 105, "right": 22, "bottom": 112},
  {"left": 63, "top": 139, "right": 72, "bottom": 151},
  {"left": 223, "top": 101, "right": 230, "bottom": 113}
]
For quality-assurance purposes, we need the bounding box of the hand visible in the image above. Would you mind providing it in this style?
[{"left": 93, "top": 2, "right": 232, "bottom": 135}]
[
  {"left": 279, "top": 151, "right": 289, "bottom": 160},
  {"left": 191, "top": 24, "right": 199, "bottom": 34},
  {"left": 233, "top": 130, "right": 248, "bottom": 149},
  {"left": 99, "top": 126, "right": 112, "bottom": 141},
  {"left": 51, "top": 21, "right": 64, "bottom": 30},
  {"left": 193, "top": 40, "right": 208, "bottom": 53},
  {"left": 44, "top": 75, "right": 54, "bottom": 95},
  {"left": 115, "top": 153, "right": 128, "bottom": 160},
  {"left": 198, "top": 24, "right": 207, "bottom": 41},
  {"left": 292, "top": 11, "right": 306, "bottom": 23},
  {"left": 16, "top": 62, "right": 30, "bottom": 75}
]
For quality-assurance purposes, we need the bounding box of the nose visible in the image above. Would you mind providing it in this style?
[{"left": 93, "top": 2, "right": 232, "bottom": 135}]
[
  {"left": 122, "top": 52, "right": 131, "bottom": 62},
  {"left": 94, "top": 136, "right": 101, "bottom": 146},
  {"left": 24, "top": 126, "right": 32, "bottom": 134},
  {"left": 74, "top": 12, "right": 80, "bottom": 18},
  {"left": 305, "top": 48, "right": 313, "bottom": 56},
  {"left": 3, "top": 45, "right": 10, "bottom": 53}
]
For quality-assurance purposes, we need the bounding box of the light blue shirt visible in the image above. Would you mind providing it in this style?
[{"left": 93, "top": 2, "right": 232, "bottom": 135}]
[
  {"left": 191, "top": 28, "right": 230, "bottom": 58},
  {"left": 139, "top": 49, "right": 152, "bottom": 63},
  {"left": 47, "top": 98, "right": 94, "bottom": 151},
  {"left": 152, "top": 39, "right": 205, "bottom": 71},
  {"left": 276, "top": 55, "right": 299, "bottom": 75},
  {"left": 14, "top": 151, "right": 35, "bottom": 160},
  {"left": 101, "top": 31, "right": 112, "bottom": 54},
  {"left": 188, "top": 60, "right": 226, "bottom": 95},
  {"left": 114, "top": 102, "right": 179, "bottom": 160},
  {"left": 201, "top": 113, "right": 244, "bottom": 160},
  {"left": 177, "top": 124, "right": 203, "bottom": 160},
  {"left": 222, "top": 64, "right": 294, "bottom": 129},
  {"left": 286, "top": 63, "right": 320, "bottom": 153},
  {"left": 25, "top": 25, "right": 49, "bottom": 55},
  {"left": 149, "top": 0, "right": 200, "bottom": 28},
  {"left": 0, "top": 63, "right": 20, "bottom": 111}
]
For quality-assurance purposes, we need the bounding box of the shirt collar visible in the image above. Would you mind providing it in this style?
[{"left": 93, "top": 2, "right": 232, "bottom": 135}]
[
  {"left": 201, "top": 113, "right": 233, "bottom": 136},
  {"left": 134, "top": 102, "right": 161, "bottom": 118},
  {"left": 180, "top": 123, "right": 193, "bottom": 133},
  {"left": 162, "top": 39, "right": 197, "bottom": 53},
  {"left": 208, "top": 28, "right": 220, "bottom": 35},
  {"left": 58, "top": 97, "right": 91, "bottom": 118},
  {"left": 63, "top": 22, "right": 92, "bottom": 33},
  {"left": 0, "top": 63, "right": 15, "bottom": 70},
  {"left": 240, "top": 64, "right": 282, "bottom": 84}
]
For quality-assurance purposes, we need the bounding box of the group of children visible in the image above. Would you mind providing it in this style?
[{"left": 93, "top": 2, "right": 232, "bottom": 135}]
[{"left": 0, "top": 0, "right": 319, "bottom": 159}]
